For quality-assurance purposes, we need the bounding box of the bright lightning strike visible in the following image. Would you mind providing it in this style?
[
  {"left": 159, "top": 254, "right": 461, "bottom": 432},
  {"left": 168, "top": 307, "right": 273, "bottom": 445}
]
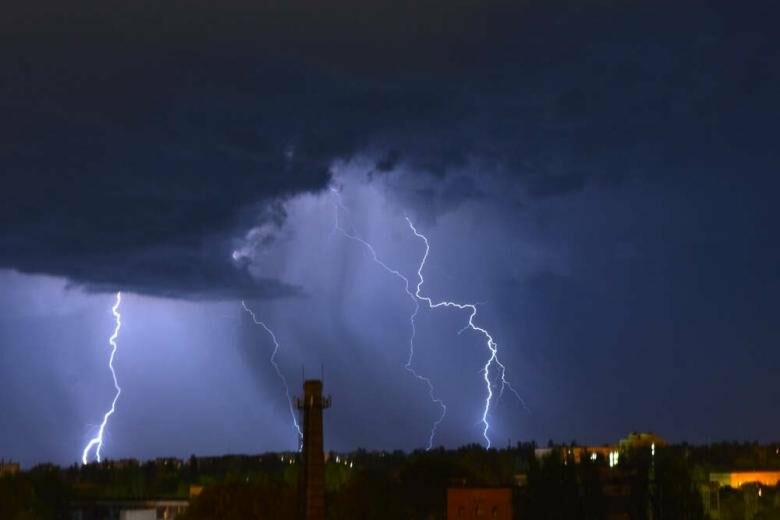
[
  {"left": 330, "top": 188, "right": 446, "bottom": 450},
  {"left": 241, "top": 301, "right": 303, "bottom": 446},
  {"left": 82, "top": 291, "right": 123, "bottom": 465},
  {"left": 406, "top": 218, "right": 526, "bottom": 448}
]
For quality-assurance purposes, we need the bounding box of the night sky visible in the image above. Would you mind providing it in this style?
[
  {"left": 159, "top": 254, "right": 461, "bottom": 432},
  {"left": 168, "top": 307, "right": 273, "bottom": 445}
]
[{"left": 1, "top": 1, "right": 779, "bottom": 467}]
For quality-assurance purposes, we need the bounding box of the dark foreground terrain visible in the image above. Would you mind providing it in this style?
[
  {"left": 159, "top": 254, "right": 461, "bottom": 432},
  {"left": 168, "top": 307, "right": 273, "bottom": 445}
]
[{"left": 2, "top": 440, "right": 779, "bottom": 519}]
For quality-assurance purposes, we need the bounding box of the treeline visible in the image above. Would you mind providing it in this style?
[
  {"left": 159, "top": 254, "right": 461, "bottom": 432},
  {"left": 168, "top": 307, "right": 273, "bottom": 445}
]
[
  {"left": 685, "top": 442, "right": 780, "bottom": 471},
  {"left": 2, "top": 442, "right": 779, "bottom": 519},
  {"left": 0, "top": 465, "right": 70, "bottom": 520},
  {"left": 181, "top": 445, "right": 707, "bottom": 519}
]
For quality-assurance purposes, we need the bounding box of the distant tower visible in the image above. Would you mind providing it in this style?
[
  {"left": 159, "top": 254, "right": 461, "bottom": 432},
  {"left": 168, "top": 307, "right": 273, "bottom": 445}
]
[{"left": 297, "top": 379, "right": 331, "bottom": 520}]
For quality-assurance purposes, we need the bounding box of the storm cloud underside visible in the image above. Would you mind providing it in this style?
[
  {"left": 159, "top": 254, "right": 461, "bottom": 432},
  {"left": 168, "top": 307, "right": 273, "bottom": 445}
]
[
  {"left": 2, "top": 0, "right": 777, "bottom": 297},
  {"left": 1, "top": 0, "right": 779, "bottom": 465}
]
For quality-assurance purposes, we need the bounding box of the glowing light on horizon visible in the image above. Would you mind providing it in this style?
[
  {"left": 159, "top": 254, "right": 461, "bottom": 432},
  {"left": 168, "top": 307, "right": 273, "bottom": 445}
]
[
  {"left": 406, "top": 218, "right": 526, "bottom": 448},
  {"left": 241, "top": 301, "right": 303, "bottom": 446},
  {"left": 82, "top": 291, "right": 123, "bottom": 465},
  {"left": 330, "top": 187, "right": 446, "bottom": 450},
  {"left": 609, "top": 451, "right": 619, "bottom": 467}
]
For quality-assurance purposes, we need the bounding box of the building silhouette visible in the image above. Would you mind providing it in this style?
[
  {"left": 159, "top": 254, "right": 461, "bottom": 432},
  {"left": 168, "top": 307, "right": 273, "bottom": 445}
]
[
  {"left": 447, "top": 488, "right": 512, "bottom": 520},
  {"left": 297, "top": 379, "right": 331, "bottom": 520},
  {"left": 0, "top": 459, "right": 20, "bottom": 477}
]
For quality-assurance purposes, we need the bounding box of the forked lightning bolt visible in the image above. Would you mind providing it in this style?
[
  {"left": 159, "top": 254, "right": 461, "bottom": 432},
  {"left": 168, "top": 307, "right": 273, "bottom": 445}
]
[
  {"left": 82, "top": 291, "right": 123, "bottom": 464},
  {"left": 406, "top": 218, "right": 526, "bottom": 448},
  {"left": 330, "top": 188, "right": 446, "bottom": 450},
  {"left": 241, "top": 301, "right": 303, "bottom": 446}
]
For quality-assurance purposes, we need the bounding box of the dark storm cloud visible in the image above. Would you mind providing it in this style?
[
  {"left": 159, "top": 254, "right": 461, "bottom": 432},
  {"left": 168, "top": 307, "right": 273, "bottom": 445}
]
[{"left": 1, "top": 0, "right": 777, "bottom": 297}]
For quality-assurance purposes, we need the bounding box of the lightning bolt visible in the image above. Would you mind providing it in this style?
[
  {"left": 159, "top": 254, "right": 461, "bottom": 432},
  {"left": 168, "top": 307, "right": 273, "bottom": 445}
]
[
  {"left": 82, "top": 291, "right": 122, "bottom": 465},
  {"left": 241, "top": 301, "right": 303, "bottom": 446},
  {"left": 406, "top": 218, "right": 526, "bottom": 448},
  {"left": 330, "top": 187, "right": 446, "bottom": 450}
]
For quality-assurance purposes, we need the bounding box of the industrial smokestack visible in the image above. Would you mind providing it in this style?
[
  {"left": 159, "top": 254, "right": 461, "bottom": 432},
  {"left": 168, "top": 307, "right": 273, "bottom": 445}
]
[{"left": 297, "top": 379, "right": 331, "bottom": 520}]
